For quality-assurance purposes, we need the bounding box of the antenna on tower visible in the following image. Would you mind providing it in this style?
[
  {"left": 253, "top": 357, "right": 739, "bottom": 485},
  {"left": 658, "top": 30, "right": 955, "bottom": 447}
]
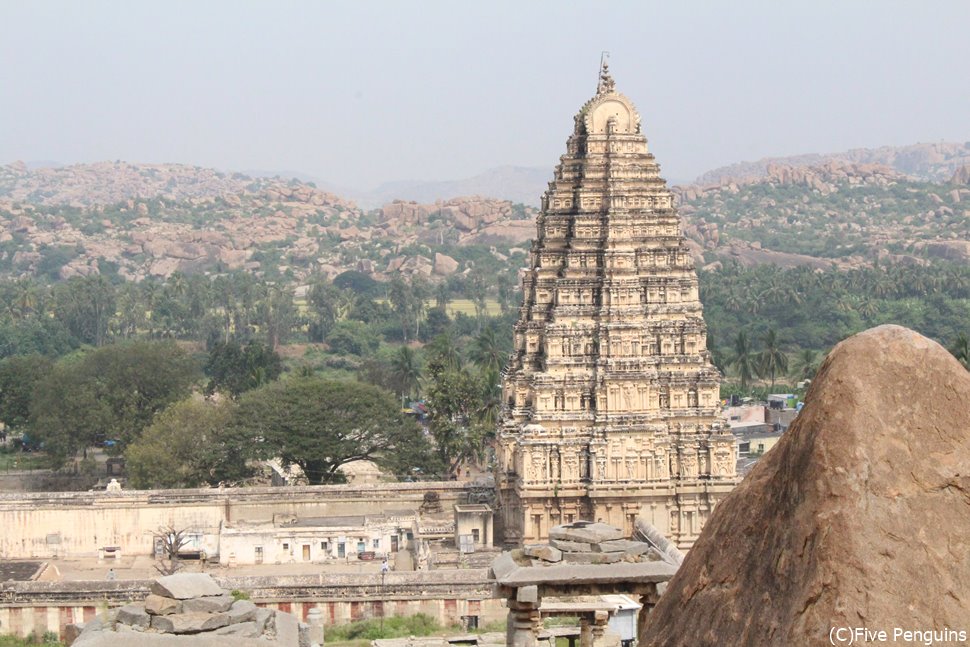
[
  {"left": 596, "top": 49, "right": 610, "bottom": 94},
  {"left": 597, "top": 51, "right": 614, "bottom": 94}
]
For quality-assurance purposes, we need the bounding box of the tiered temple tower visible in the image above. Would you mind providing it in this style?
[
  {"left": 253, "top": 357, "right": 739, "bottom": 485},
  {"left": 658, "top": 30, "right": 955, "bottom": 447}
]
[{"left": 495, "top": 63, "right": 737, "bottom": 548}]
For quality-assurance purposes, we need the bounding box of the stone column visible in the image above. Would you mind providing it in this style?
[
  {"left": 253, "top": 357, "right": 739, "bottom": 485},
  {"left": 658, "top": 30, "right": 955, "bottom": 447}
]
[
  {"left": 580, "top": 615, "right": 593, "bottom": 647},
  {"left": 306, "top": 607, "right": 324, "bottom": 646},
  {"left": 507, "top": 586, "right": 541, "bottom": 647},
  {"left": 590, "top": 609, "right": 623, "bottom": 647},
  {"left": 637, "top": 589, "right": 660, "bottom": 647}
]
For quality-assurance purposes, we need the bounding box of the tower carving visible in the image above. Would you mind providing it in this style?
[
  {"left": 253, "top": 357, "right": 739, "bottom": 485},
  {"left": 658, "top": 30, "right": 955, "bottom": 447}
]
[{"left": 495, "top": 63, "right": 737, "bottom": 548}]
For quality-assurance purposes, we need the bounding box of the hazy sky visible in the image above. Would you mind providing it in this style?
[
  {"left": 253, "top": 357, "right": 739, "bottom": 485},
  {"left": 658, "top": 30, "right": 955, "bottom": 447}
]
[{"left": 2, "top": 1, "right": 968, "bottom": 189}]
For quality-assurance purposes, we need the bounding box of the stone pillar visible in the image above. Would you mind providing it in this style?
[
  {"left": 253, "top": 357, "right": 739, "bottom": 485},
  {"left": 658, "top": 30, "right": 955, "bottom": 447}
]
[
  {"left": 507, "top": 586, "right": 541, "bottom": 647},
  {"left": 580, "top": 615, "right": 593, "bottom": 647},
  {"left": 591, "top": 609, "right": 620, "bottom": 647},
  {"left": 306, "top": 607, "right": 324, "bottom": 646},
  {"left": 637, "top": 589, "right": 659, "bottom": 647}
]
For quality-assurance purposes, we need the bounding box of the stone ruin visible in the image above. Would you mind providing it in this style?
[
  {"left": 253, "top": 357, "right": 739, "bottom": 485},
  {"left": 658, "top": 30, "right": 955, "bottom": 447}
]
[
  {"left": 522, "top": 522, "right": 669, "bottom": 566},
  {"left": 642, "top": 325, "right": 970, "bottom": 646},
  {"left": 69, "top": 573, "right": 313, "bottom": 646},
  {"left": 491, "top": 521, "right": 679, "bottom": 647}
]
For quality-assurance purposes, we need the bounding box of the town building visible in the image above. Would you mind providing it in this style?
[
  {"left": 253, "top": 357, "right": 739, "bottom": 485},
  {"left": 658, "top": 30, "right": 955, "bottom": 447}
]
[{"left": 495, "top": 62, "right": 737, "bottom": 548}]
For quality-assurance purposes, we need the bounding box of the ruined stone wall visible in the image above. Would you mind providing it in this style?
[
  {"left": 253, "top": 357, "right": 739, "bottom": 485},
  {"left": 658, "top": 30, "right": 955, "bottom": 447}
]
[
  {"left": 0, "top": 571, "right": 504, "bottom": 640},
  {"left": 0, "top": 482, "right": 471, "bottom": 559}
]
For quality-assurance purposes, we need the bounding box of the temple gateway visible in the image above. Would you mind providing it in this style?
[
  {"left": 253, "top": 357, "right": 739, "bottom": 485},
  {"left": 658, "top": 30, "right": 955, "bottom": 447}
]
[{"left": 495, "top": 63, "right": 737, "bottom": 548}]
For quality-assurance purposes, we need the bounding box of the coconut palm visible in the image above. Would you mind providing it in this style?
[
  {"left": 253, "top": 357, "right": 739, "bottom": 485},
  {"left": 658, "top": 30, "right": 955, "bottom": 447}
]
[
  {"left": 730, "top": 331, "right": 756, "bottom": 390},
  {"left": 791, "top": 349, "right": 820, "bottom": 381},
  {"left": 471, "top": 326, "right": 504, "bottom": 374},
  {"left": 757, "top": 329, "right": 788, "bottom": 389},
  {"left": 390, "top": 345, "right": 422, "bottom": 402}
]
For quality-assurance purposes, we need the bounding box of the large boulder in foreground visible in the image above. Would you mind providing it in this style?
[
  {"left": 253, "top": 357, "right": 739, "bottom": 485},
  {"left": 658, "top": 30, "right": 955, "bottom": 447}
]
[{"left": 642, "top": 325, "right": 970, "bottom": 646}]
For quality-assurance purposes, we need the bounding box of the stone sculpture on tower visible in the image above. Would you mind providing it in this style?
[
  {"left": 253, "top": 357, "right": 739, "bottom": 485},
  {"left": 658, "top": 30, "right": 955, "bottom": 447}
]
[{"left": 495, "top": 62, "right": 737, "bottom": 548}]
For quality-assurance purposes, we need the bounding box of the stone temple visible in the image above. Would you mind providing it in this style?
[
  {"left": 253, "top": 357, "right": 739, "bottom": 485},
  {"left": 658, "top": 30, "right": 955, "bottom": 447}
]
[{"left": 495, "top": 63, "right": 737, "bottom": 548}]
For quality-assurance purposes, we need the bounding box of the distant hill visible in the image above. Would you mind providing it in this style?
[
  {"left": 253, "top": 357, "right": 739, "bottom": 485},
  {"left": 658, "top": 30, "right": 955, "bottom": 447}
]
[
  {"left": 695, "top": 141, "right": 970, "bottom": 185},
  {"left": 0, "top": 161, "right": 536, "bottom": 284},
  {"left": 352, "top": 165, "right": 552, "bottom": 209}
]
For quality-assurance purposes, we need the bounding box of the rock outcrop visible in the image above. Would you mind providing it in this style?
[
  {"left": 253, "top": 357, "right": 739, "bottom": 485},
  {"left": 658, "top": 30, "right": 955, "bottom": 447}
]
[
  {"left": 642, "top": 325, "right": 970, "bottom": 646},
  {"left": 70, "top": 573, "right": 306, "bottom": 646}
]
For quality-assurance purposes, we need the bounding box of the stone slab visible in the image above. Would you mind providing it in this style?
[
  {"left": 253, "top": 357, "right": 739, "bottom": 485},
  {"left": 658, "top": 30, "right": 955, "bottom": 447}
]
[
  {"left": 182, "top": 594, "right": 235, "bottom": 614},
  {"left": 215, "top": 621, "right": 261, "bottom": 637},
  {"left": 563, "top": 552, "right": 623, "bottom": 565},
  {"left": 595, "top": 539, "right": 650, "bottom": 556},
  {"left": 116, "top": 603, "right": 151, "bottom": 629},
  {"left": 151, "top": 573, "right": 226, "bottom": 599},
  {"left": 549, "top": 538, "right": 591, "bottom": 553},
  {"left": 146, "top": 594, "right": 183, "bottom": 616},
  {"left": 550, "top": 523, "right": 624, "bottom": 544},
  {"left": 524, "top": 544, "right": 562, "bottom": 562},
  {"left": 152, "top": 611, "right": 230, "bottom": 634}
]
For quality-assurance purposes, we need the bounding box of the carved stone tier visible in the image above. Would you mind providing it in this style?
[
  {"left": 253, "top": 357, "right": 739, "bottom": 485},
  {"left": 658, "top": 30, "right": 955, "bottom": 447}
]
[{"left": 495, "top": 65, "right": 737, "bottom": 548}]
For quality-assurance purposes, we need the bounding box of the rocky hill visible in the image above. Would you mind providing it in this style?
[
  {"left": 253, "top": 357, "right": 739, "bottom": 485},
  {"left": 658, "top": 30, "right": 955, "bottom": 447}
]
[
  {"left": 696, "top": 140, "right": 970, "bottom": 185},
  {"left": 677, "top": 158, "right": 970, "bottom": 270},
  {"left": 0, "top": 162, "right": 536, "bottom": 283},
  {"left": 3, "top": 146, "right": 969, "bottom": 286}
]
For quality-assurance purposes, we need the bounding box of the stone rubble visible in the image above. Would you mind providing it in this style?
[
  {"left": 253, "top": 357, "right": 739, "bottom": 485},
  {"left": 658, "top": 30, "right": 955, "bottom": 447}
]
[
  {"left": 519, "top": 521, "right": 666, "bottom": 567},
  {"left": 69, "top": 573, "right": 308, "bottom": 646}
]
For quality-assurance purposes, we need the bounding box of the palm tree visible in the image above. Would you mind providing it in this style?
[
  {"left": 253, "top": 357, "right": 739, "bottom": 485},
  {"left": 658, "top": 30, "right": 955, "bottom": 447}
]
[
  {"left": 757, "top": 329, "right": 788, "bottom": 389},
  {"left": 791, "top": 349, "right": 819, "bottom": 381},
  {"left": 470, "top": 327, "right": 504, "bottom": 374},
  {"left": 428, "top": 333, "right": 462, "bottom": 372},
  {"left": 950, "top": 333, "right": 970, "bottom": 369},
  {"left": 858, "top": 297, "right": 879, "bottom": 320},
  {"left": 730, "top": 331, "right": 756, "bottom": 390},
  {"left": 390, "top": 346, "right": 422, "bottom": 402}
]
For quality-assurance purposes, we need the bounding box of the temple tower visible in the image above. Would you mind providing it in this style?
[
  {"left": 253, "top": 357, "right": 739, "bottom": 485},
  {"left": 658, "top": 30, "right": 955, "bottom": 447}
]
[{"left": 495, "top": 63, "right": 737, "bottom": 548}]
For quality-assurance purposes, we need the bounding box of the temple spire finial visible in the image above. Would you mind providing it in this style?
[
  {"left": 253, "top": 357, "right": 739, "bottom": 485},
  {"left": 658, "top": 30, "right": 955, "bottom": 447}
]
[{"left": 597, "top": 51, "right": 614, "bottom": 94}]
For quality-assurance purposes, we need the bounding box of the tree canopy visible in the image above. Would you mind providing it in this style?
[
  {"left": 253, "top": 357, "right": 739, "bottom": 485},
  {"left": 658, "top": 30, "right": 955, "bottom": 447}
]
[
  {"left": 125, "top": 397, "right": 242, "bottom": 488},
  {"left": 30, "top": 341, "right": 199, "bottom": 464},
  {"left": 228, "top": 377, "right": 432, "bottom": 484}
]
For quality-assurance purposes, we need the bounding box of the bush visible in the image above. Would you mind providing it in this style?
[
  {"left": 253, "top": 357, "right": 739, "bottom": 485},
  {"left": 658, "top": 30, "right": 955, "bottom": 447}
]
[{"left": 326, "top": 614, "right": 440, "bottom": 641}]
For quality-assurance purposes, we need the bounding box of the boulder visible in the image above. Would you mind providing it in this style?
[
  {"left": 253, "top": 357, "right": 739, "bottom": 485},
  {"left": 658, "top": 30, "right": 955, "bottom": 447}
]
[
  {"left": 227, "top": 599, "right": 258, "bottom": 624},
  {"left": 433, "top": 252, "right": 459, "bottom": 276},
  {"left": 642, "top": 325, "right": 970, "bottom": 646},
  {"left": 150, "top": 573, "right": 225, "bottom": 600}
]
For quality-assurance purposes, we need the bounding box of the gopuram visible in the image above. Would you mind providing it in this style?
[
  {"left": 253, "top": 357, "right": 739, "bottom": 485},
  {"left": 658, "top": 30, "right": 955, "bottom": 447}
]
[{"left": 495, "top": 62, "right": 737, "bottom": 548}]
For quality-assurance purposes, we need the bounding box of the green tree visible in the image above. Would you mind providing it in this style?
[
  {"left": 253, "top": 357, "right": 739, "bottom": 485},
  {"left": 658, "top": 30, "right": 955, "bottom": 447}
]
[
  {"left": 228, "top": 378, "right": 426, "bottom": 484},
  {"left": 125, "top": 398, "right": 244, "bottom": 488},
  {"left": 204, "top": 339, "right": 282, "bottom": 397},
  {"left": 30, "top": 341, "right": 199, "bottom": 464},
  {"left": 950, "top": 333, "right": 970, "bottom": 369},
  {"left": 390, "top": 346, "right": 422, "bottom": 402},
  {"left": 757, "top": 328, "right": 788, "bottom": 389},
  {"left": 730, "top": 330, "right": 756, "bottom": 390},
  {"left": 0, "top": 355, "right": 53, "bottom": 431},
  {"left": 52, "top": 275, "right": 116, "bottom": 346},
  {"left": 470, "top": 326, "right": 504, "bottom": 373},
  {"left": 325, "top": 320, "right": 379, "bottom": 356},
  {"left": 791, "top": 349, "right": 820, "bottom": 380},
  {"left": 424, "top": 362, "right": 491, "bottom": 476}
]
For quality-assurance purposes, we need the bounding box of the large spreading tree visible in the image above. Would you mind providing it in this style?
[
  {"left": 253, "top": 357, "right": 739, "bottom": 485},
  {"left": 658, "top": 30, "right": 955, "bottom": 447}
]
[{"left": 228, "top": 377, "right": 435, "bottom": 484}]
